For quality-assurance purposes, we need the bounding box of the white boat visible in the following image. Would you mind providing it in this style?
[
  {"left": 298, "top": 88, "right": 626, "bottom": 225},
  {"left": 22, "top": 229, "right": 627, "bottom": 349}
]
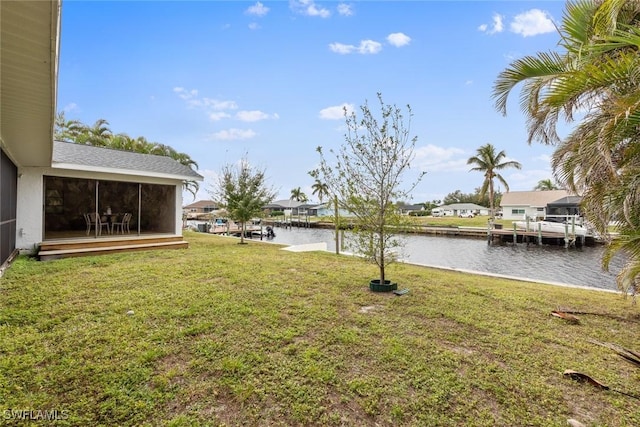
[{"left": 513, "top": 220, "right": 588, "bottom": 237}]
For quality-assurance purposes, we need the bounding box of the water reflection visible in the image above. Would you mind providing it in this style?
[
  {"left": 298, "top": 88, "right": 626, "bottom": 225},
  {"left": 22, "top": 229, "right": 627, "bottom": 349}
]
[{"left": 267, "top": 227, "right": 623, "bottom": 291}]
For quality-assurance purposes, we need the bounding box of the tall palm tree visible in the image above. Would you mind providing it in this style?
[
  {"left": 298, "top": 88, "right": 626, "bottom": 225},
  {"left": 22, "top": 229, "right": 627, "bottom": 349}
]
[
  {"left": 311, "top": 179, "right": 330, "bottom": 204},
  {"left": 467, "top": 143, "right": 522, "bottom": 218},
  {"left": 492, "top": 0, "right": 640, "bottom": 293},
  {"left": 533, "top": 179, "right": 559, "bottom": 191},
  {"left": 290, "top": 187, "right": 308, "bottom": 202}
]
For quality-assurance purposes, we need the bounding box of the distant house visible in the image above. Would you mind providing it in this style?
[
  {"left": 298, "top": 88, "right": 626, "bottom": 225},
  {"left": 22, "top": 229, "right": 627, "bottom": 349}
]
[
  {"left": 398, "top": 204, "right": 425, "bottom": 215},
  {"left": 432, "top": 203, "right": 488, "bottom": 217},
  {"left": 500, "top": 190, "right": 580, "bottom": 221},
  {"left": 307, "top": 203, "right": 353, "bottom": 218},
  {"left": 183, "top": 200, "right": 219, "bottom": 219},
  {"left": 263, "top": 199, "right": 308, "bottom": 216}
]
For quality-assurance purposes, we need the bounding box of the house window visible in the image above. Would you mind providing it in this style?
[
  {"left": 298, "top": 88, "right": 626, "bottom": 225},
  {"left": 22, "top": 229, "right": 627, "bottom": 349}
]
[{"left": 511, "top": 209, "right": 525, "bottom": 215}]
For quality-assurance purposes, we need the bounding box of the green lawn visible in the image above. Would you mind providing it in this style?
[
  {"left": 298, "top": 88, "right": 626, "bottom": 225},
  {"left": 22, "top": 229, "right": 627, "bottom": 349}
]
[{"left": 1, "top": 231, "right": 638, "bottom": 426}]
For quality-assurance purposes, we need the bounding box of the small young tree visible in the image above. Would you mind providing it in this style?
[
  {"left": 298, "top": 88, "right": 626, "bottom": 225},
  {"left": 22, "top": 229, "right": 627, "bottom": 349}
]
[
  {"left": 311, "top": 93, "right": 426, "bottom": 288},
  {"left": 212, "top": 156, "right": 276, "bottom": 244}
]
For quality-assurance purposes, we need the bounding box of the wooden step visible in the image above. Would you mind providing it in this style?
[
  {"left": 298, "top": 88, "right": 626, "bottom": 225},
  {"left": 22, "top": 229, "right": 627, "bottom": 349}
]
[
  {"left": 39, "top": 235, "right": 185, "bottom": 251},
  {"left": 38, "top": 236, "right": 188, "bottom": 261}
]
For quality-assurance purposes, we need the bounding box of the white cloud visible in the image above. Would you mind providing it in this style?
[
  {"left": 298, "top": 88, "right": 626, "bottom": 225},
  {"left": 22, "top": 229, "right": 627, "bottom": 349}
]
[
  {"left": 291, "top": 0, "right": 330, "bottom": 18},
  {"left": 176, "top": 88, "right": 276, "bottom": 125},
  {"left": 319, "top": 103, "right": 354, "bottom": 120},
  {"left": 209, "top": 112, "right": 231, "bottom": 121},
  {"left": 337, "top": 3, "right": 353, "bottom": 16},
  {"left": 173, "top": 87, "right": 198, "bottom": 100},
  {"left": 201, "top": 98, "right": 238, "bottom": 110},
  {"left": 359, "top": 40, "right": 382, "bottom": 54},
  {"left": 386, "top": 32, "right": 411, "bottom": 47},
  {"left": 61, "top": 102, "right": 78, "bottom": 113},
  {"left": 330, "top": 40, "right": 382, "bottom": 55},
  {"left": 329, "top": 42, "right": 355, "bottom": 54},
  {"left": 507, "top": 168, "right": 554, "bottom": 191},
  {"left": 510, "top": 9, "right": 555, "bottom": 37},
  {"left": 248, "top": 22, "right": 260, "bottom": 30},
  {"left": 413, "top": 144, "right": 467, "bottom": 172},
  {"left": 174, "top": 87, "right": 239, "bottom": 111},
  {"left": 210, "top": 128, "right": 257, "bottom": 140},
  {"left": 533, "top": 154, "right": 551, "bottom": 163},
  {"left": 236, "top": 110, "right": 278, "bottom": 122},
  {"left": 478, "top": 13, "right": 504, "bottom": 35},
  {"left": 246, "top": 2, "right": 269, "bottom": 17}
]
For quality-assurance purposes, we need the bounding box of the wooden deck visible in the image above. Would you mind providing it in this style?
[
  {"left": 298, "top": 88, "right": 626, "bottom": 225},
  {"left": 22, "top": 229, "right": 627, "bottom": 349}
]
[{"left": 37, "top": 235, "right": 188, "bottom": 261}]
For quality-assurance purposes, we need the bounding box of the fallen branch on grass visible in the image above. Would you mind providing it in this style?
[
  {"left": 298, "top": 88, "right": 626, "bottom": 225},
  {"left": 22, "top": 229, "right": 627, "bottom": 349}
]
[
  {"left": 563, "top": 369, "right": 640, "bottom": 400},
  {"left": 588, "top": 339, "right": 640, "bottom": 368},
  {"left": 550, "top": 311, "right": 580, "bottom": 324}
]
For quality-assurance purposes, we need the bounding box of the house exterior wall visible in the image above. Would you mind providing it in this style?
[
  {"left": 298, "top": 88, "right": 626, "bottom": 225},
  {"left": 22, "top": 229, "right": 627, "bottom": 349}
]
[
  {"left": 501, "top": 205, "right": 546, "bottom": 221},
  {"left": 16, "top": 166, "right": 184, "bottom": 251}
]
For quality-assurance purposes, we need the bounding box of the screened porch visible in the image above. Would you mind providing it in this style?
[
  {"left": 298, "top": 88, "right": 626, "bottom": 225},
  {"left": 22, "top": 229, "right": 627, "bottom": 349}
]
[{"left": 43, "top": 176, "right": 177, "bottom": 241}]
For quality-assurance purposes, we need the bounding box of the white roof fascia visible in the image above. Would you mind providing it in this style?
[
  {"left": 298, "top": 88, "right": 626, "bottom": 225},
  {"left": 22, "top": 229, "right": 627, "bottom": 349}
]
[{"left": 51, "top": 162, "right": 203, "bottom": 182}]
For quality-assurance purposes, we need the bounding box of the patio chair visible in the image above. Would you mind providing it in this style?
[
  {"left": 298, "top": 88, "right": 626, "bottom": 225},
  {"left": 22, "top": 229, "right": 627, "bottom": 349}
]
[
  {"left": 85, "top": 212, "right": 110, "bottom": 235},
  {"left": 112, "top": 212, "right": 132, "bottom": 234}
]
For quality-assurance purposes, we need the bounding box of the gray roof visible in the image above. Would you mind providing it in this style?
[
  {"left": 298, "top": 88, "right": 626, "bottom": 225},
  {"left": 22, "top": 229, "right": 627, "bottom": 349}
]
[
  {"left": 438, "top": 203, "right": 487, "bottom": 210},
  {"left": 500, "top": 190, "right": 573, "bottom": 207},
  {"left": 265, "top": 199, "right": 305, "bottom": 209},
  {"left": 52, "top": 141, "right": 203, "bottom": 181}
]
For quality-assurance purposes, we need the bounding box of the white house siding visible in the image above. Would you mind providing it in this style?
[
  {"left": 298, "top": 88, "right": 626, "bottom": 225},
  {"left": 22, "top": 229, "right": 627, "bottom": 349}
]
[
  {"left": 16, "top": 167, "right": 44, "bottom": 251},
  {"left": 16, "top": 167, "right": 185, "bottom": 252},
  {"left": 501, "top": 205, "right": 546, "bottom": 221}
]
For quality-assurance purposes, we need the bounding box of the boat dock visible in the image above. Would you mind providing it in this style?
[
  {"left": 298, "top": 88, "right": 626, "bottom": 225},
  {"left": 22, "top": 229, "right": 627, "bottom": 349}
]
[
  {"left": 263, "top": 219, "right": 600, "bottom": 247},
  {"left": 487, "top": 226, "right": 595, "bottom": 247}
]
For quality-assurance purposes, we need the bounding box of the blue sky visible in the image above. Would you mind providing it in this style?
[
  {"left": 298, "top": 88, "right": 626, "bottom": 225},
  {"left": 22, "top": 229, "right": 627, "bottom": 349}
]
[{"left": 57, "top": 0, "right": 569, "bottom": 204}]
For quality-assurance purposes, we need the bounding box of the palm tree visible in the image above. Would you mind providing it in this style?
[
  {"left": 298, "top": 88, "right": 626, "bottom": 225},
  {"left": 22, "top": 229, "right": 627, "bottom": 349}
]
[
  {"left": 84, "top": 119, "right": 113, "bottom": 146},
  {"left": 53, "top": 116, "right": 201, "bottom": 198},
  {"left": 467, "top": 143, "right": 521, "bottom": 218},
  {"left": 533, "top": 179, "right": 559, "bottom": 191},
  {"left": 311, "top": 179, "right": 330, "bottom": 204},
  {"left": 492, "top": 0, "right": 640, "bottom": 293},
  {"left": 54, "top": 112, "right": 85, "bottom": 142},
  {"left": 290, "top": 187, "right": 308, "bottom": 202}
]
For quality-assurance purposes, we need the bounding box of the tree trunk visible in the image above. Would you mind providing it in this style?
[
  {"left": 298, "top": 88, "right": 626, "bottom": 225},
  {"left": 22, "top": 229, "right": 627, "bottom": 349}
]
[
  {"left": 334, "top": 195, "right": 339, "bottom": 255},
  {"left": 489, "top": 178, "right": 495, "bottom": 219},
  {"left": 240, "top": 221, "right": 245, "bottom": 244}
]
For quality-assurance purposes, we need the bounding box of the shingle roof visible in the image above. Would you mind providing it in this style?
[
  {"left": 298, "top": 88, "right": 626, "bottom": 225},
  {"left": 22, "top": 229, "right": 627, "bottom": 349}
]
[
  {"left": 183, "top": 200, "right": 218, "bottom": 209},
  {"left": 440, "top": 203, "right": 487, "bottom": 210},
  {"left": 52, "top": 141, "right": 203, "bottom": 181},
  {"left": 500, "top": 190, "right": 575, "bottom": 207},
  {"left": 265, "top": 199, "right": 305, "bottom": 209}
]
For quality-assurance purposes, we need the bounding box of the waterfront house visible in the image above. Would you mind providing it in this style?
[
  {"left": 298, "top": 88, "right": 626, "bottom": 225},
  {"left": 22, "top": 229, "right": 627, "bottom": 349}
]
[
  {"left": 263, "top": 199, "right": 307, "bottom": 216},
  {"left": 183, "top": 200, "right": 219, "bottom": 219},
  {"left": 398, "top": 204, "right": 426, "bottom": 215},
  {"left": 432, "top": 203, "right": 488, "bottom": 217},
  {"left": 307, "top": 203, "right": 353, "bottom": 218},
  {"left": 500, "top": 190, "right": 580, "bottom": 221}
]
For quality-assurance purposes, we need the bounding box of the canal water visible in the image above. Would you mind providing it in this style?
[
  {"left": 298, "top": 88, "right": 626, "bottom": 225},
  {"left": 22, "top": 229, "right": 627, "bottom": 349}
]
[{"left": 262, "top": 226, "right": 624, "bottom": 292}]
